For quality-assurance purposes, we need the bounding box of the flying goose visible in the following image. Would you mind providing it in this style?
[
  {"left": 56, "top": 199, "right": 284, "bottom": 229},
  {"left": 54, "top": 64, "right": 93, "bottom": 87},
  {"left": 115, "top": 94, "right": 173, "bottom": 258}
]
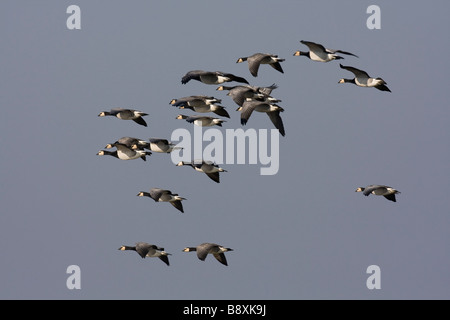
[
  {"left": 98, "top": 108, "right": 149, "bottom": 127},
  {"left": 181, "top": 70, "right": 249, "bottom": 85},
  {"left": 236, "top": 53, "right": 285, "bottom": 77},
  {"left": 217, "top": 84, "right": 280, "bottom": 107},
  {"left": 96, "top": 143, "right": 152, "bottom": 161},
  {"left": 339, "top": 64, "right": 391, "bottom": 92},
  {"left": 176, "top": 160, "right": 227, "bottom": 183},
  {"left": 118, "top": 242, "right": 171, "bottom": 266},
  {"left": 237, "top": 99, "right": 285, "bottom": 136},
  {"left": 176, "top": 114, "right": 225, "bottom": 127},
  {"left": 170, "top": 95, "right": 230, "bottom": 118},
  {"left": 294, "top": 40, "right": 358, "bottom": 62},
  {"left": 137, "top": 187, "right": 186, "bottom": 213},
  {"left": 170, "top": 95, "right": 222, "bottom": 107},
  {"left": 183, "top": 243, "right": 233, "bottom": 266},
  {"left": 105, "top": 137, "right": 149, "bottom": 150},
  {"left": 355, "top": 185, "right": 401, "bottom": 202}
]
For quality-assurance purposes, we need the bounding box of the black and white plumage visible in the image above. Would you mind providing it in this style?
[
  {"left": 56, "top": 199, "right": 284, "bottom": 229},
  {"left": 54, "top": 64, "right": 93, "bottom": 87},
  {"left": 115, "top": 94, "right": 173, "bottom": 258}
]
[
  {"left": 236, "top": 53, "right": 285, "bottom": 77},
  {"left": 339, "top": 64, "right": 391, "bottom": 92},
  {"left": 294, "top": 40, "right": 358, "bottom": 62},
  {"left": 170, "top": 95, "right": 222, "bottom": 107},
  {"left": 355, "top": 185, "right": 401, "bottom": 202},
  {"left": 181, "top": 70, "right": 249, "bottom": 85},
  {"left": 176, "top": 160, "right": 227, "bottom": 183},
  {"left": 237, "top": 99, "right": 285, "bottom": 137},
  {"left": 176, "top": 114, "right": 225, "bottom": 127},
  {"left": 170, "top": 95, "right": 230, "bottom": 118},
  {"left": 217, "top": 84, "right": 280, "bottom": 107},
  {"left": 118, "top": 242, "right": 171, "bottom": 266},
  {"left": 183, "top": 243, "right": 233, "bottom": 266},
  {"left": 98, "top": 108, "right": 149, "bottom": 127},
  {"left": 105, "top": 137, "right": 149, "bottom": 150},
  {"left": 96, "top": 143, "right": 152, "bottom": 161},
  {"left": 137, "top": 188, "right": 186, "bottom": 213},
  {"left": 145, "top": 138, "right": 182, "bottom": 153}
]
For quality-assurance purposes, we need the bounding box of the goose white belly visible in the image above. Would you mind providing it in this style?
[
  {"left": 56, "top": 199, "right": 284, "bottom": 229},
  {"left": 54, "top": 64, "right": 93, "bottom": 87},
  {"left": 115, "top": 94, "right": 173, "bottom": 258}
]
[
  {"left": 355, "top": 77, "right": 370, "bottom": 87},
  {"left": 150, "top": 144, "right": 169, "bottom": 153},
  {"left": 309, "top": 50, "right": 333, "bottom": 62},
  {"left": 371, "top": 187, "right": 395, "bottom": 196},
  {"left": 200, "top": 74, "right": 229, "bottom": 84},
  {"left": 116, "top": 149, "right": 140, "bottom": 160}
]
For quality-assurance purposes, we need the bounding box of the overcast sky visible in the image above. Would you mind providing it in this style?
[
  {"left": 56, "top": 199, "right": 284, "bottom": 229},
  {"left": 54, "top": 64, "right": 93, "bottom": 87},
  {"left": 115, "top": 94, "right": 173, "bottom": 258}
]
[{"left": 1, "top": 1, "right": 450, "bottom": 300}]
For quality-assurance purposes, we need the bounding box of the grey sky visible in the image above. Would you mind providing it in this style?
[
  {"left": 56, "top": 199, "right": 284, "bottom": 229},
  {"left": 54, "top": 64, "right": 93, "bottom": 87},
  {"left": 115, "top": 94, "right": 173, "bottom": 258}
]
[{"left": 1, "top": 1, "right": 449, "bottom": 300}]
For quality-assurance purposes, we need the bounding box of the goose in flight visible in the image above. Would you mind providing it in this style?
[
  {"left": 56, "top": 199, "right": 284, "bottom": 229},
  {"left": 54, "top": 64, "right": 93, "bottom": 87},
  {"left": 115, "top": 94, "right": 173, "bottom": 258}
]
[
  {"left": 183, "top": 243, "right": 233, "bottom": 266},
  {"left": 170, "top": 95, "right": 230, "bottom": 118},
  {"left": 176, "top": 160, "right": 227, "bottom": 183},
  {"left": 237, "top": 99, "right": 285, "bottom": 136},
  {"left": 176, "top": 114, "right": 225, "bottom": 127},
  {"left": 236, "top": 53, "right": 285, "bottom": 77},
  {"left": 294, "top": 40, "right": 358, "bottom": 62},
  {"left": 118, "top": 242, "right": 171, "bottom": 266},
  {"left": 105, "top": 137, "right": 149, "bottom": 150},
  {"left": 355, "top": 185, "right": 400, "bottom": 202},
  {"left": 217, "top": 84, "right": 280, "bottom": 107},
  {"left": 339, "top": 64, "right": 391, "bottom": 92},
  {"left": 96, "top": 143, "right": 152, "bottom": 161},
  {"left": 181, "top": 70, "right": 249, "bottom": 85},
  {"left": 137, "top": 187, "right": 186, "bottom": 213},
  {"left": 98, "top": 108, "right": 148, "bottom": 127},
  {"left": 170, "top": 95, "right": 222, "bottom": 107}
]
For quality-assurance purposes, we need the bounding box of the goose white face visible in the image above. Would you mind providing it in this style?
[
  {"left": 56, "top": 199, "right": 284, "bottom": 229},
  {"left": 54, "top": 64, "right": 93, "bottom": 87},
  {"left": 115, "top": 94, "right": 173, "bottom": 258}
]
[
  {"left": 98, "top": 112, "right": 106, "bottom": 117},
  {"left": 96, "top": 150, "right": 105, "bottom": 156}
]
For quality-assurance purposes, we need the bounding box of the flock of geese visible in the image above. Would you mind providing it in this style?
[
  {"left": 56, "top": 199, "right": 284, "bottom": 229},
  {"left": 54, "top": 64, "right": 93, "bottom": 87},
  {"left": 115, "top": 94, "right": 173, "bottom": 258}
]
[{"left": 96, "top": 40, "right": 400, "bottom": 267}]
